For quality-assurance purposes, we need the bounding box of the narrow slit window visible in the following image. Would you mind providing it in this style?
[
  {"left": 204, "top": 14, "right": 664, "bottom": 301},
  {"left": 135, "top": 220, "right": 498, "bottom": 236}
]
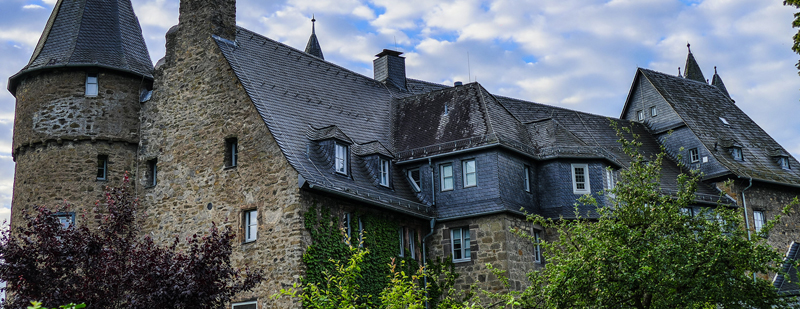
[
  {"left": 533, "top": 230, "right": 542, "bottom": 263},
  {"left": 244, "top": 209, "right": 257, "bottom": 242},
  {"left": 524, "top": 165, "right": 531, "bottom": 192},
  {"left": 463, "top": 159, "right": 476, "bottom": 187},
  {"left": 398, "top": 227, "right": 405, "bottom": 257},
  {"left": 85, "top": 73, "right": 98, "bottom": 96},
  {"left": 335, "top": 143, "right": 348, "bottom": 175},
  {"left": 440, "top": 164, "right": 453, "bottom": 191},
  {"left": 409, "top": 229, "right": 416, "bottom": 259},
  {"left": 605, "top": 168, "right": 616, "bottom": 197},
  {"left": 96, "top": 155, "right": 108, "bottom": 180},
  {"left": 343, "top": 212, "right": 352, "bottom": 245},
  {"left": 146, "top": 159, "right": 157, "bottom": 187},
  {"left": 380, "top": 158, "right": 390, "bottom": 187},
  {"left": 225, "top": 138, "right": 238, "bottom": 168},
  {"left": 650, "top": 106, "right": 657, "bottom": 117}
]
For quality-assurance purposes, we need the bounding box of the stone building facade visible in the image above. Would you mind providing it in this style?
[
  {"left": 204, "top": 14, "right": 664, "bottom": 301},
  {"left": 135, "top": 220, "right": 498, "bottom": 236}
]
[{"left": 7, "top": 0, "right": 800, "bottom": 307}]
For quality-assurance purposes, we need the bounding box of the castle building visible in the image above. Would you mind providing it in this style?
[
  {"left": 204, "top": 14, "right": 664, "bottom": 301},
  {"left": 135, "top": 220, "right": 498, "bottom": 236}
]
[{"left": 7, "top": 0, "right": 800, "bottom": 307}]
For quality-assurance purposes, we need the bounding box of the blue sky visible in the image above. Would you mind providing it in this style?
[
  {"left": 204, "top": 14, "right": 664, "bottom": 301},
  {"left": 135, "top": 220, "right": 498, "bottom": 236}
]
[{"left": 0, "top": 0, "right": 799, "bottom": 225}]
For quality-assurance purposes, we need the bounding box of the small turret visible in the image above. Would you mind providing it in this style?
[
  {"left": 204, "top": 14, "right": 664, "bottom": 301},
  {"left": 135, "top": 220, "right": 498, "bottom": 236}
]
[
  {"left": 683, "top": 43, "right": 706, "bottom": 83},
  {"left": 304, "top": 16, "right": 324, "bottom": 60},
  {"left": 711, "top": 66, "right": 731, "bottom": 99}
]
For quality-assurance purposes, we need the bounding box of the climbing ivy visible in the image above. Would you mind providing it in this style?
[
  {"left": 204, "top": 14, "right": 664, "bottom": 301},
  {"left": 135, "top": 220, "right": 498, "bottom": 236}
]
[{"left": 302, "top": 204, "right": 421, "bottom": 307}]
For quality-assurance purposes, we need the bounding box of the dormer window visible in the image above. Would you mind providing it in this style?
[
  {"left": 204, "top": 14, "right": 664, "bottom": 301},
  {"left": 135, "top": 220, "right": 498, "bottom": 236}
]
[
  {"left": 335, "top": 142, "right": 348, "bottom": 175},
  {"left": 719, "top": 117, "right": 730, "bottom": 125},
  {"left": 637, "top": 110, "right": 644, "bottom": 121},
  {"left": 778, "top": 156, "right": 790, "bottom": 170},
  {"left": 379, "top": 158, "right": 390, "bottom": 187},
  {"left": 650, "top": 106, "right": 657, "bottom": 117},
  {"left": 85, "top": 73, "right": 98, "bottom": 96},
  {"left": 689, "top": 148, "right": 699, "bottom": 163},
  {"left": 407, "top": 168, "right": 421, "bottom": 192},
  {"left": 731, "top": 147, "right": 743, "bottom": 161}
]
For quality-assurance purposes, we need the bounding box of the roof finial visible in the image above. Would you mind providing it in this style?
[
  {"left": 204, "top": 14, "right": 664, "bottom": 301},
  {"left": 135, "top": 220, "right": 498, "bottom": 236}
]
[
  {"left": 687, "top": 42, "right": 691, "bottom": 53},
  {"left": 714, "top": 66, "right": 717, "bottom": 74},
  {"left": 678, "top": 67, "right": 682, "bottom": 77},
  {"left": 311, "top": 14, "right": 316, "bottom": 35}
]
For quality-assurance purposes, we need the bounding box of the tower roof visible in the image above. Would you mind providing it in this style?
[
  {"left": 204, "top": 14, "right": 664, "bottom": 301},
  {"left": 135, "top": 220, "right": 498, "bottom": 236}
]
[
  {"left": 304, "top": 16, "right": 324, "bottom": 60},
  {"left": 683, "top": 43, "right": 706, "bottom": 83},
  {"left": 711, "top": 66, "right": 731, "bottom": 99},
  {"left": 8, "top": 0, "right": 154, "bottom": 95}
]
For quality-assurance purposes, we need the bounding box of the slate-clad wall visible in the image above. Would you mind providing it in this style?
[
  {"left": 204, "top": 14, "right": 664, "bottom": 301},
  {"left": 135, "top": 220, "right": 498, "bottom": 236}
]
[
  {"left": 433, "top": 151, "right": 500, "bottom": 219},
  {"left": 623, "top": 74, "right": 683, "bottom": 132},
  {"left": 497, "top": 151, "right": 536, "bottom": 214},
  {"left": 373, "top": 54, "right": 406, "bottom": 89},
  {"left": 537, "top": 160, "right": 605, "bottom": 218},
  {"left": 655, "top": 126, "right": 728, "bottom": 178}
]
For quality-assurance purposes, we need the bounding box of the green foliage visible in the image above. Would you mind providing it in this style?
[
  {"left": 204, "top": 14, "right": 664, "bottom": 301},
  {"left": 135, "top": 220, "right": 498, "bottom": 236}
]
[
  {"left": 379, "top": 259, "right": 426, "bottom": 309},
  {"left": 27, "top": 301, "right": 86, "bottom": 309},
  {"left": 785, "top": 0, "right": 800, "bottom": 73},
  {"left": 515, "top": 123, "right": 797, "bottom": 309}
]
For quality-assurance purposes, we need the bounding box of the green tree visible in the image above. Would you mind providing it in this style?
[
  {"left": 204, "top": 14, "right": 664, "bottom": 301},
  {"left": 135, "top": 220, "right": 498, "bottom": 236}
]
[
  {"left": 517, "top": 124, "right": 797, "bottom": 309},
  {"left": 785, "top": 0, "right": 800, "bottom": 73}
]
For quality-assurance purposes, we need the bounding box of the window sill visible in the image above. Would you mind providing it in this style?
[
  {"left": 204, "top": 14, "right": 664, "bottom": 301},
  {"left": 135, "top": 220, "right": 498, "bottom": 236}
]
[
  {"left": 242, "top": 239, "right": 257, "bottom": 245},
  {"left": 441, "top": 188, "right": 454, "bottom": 192},
  {"left": 573, "top": 191, "right": 590, "bottom": 195},
  {"left": 145, "top": 184, "right": 156, "bottom": 189},
  {"left": 463, "top": 184, "right": 476, "bottom": 188},
  {"left": 96, "top": 178, "right": 108, "bottom": 182},
  {"left": 224, "top": 165, "right": 238, "bottom": 170},
  {"left": 452, "top": 259, "right": 473, "bottom": 266}
]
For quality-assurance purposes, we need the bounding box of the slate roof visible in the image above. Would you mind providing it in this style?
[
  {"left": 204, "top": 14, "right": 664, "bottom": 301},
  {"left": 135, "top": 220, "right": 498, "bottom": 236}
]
[
  {"left": 8, "top": 0, "right": 154, "bottom": 94},
  {"left": 774, "top": 241, "right": 800, "bottom": 296},
  {"left": 683, "top": 45, "right": 706, "bottom": 83},
  {"left": 635, "top": 68, "right": 800, "bottom": 185}
]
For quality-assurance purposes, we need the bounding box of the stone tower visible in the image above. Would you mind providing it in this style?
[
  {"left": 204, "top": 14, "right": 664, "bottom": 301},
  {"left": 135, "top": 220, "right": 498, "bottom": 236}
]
[{"left": 7, "top": 0, "right": 153, "bottom": 227}]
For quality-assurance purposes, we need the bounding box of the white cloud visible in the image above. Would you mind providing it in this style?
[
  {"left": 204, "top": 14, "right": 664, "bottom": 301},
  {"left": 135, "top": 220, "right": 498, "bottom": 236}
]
[
  {"left": 22, "top": 4, "right": 44, "bottom": 9},
  {"left": 0, "top": 28, "right": 43, "bottom": 47},
  {"left": 41, "top": 0, "right": 57, "bottom": 6}
]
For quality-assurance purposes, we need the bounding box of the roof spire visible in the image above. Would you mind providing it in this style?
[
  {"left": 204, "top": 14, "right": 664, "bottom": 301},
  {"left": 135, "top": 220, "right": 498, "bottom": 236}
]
[
  {"left": 304, "top": 15, "right": 324, "bottom": 60},
  {"left": 678, "top": 67, "right": 682, "bottom": 77},
  {"left": 711, "top": 66, "right": 731, "bottom": 99},
  {"left": 683, "top": 42, "right": 706, "bottom": 83}
]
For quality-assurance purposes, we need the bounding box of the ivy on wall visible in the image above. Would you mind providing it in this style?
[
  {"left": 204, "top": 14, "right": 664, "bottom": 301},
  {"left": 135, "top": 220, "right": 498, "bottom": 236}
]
[{"left": 303, "top": 204, "right": 420, "bottom": 306}]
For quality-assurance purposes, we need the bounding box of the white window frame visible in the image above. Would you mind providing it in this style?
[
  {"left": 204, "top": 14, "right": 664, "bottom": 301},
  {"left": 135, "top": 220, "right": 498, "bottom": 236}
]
[
  {"left": 732, "top": 147, "right": 743, "bottom": 161},
  {"left": 407, "top": 168, "right": 421, "bottom": 192},
  {"left": 451, "top": 227, "right": 471, "bottom": 262},
  {"left": 380, "top": 158, "right": 390, "bottom": 187},
  {"left": 650, "top": 106, "right": 657, "bottom": 117},
  {"left": 689, "top": 148, "right": 699, "bottom": 163},
  {"left": 231, "top": 301, "right": 258, "bottom": 309},
  {"left": 335, "top": 143, "right": 348, "bottom": 175},
  {"left": 409, "top": 229, "right": 416, "bottom": 259},
  {"left": 533, "top": 230, "right": 542, "bottom": 263},
  {"left": 440, "top": 163, "right": 454, "bottom": 191},
  {"left": 524, "top": 165, "right": 531, "bottom": 192},
  {"left": 753, "top": 210, "right": 765, "bottom": 233},
  {"left": 571, "top": 163, "right": 590, "bottom": 194},
  {"left": 462, "top": 159, "right": 476, "bottom": 188},
  {"left": 97, "top": 155, "right": 108, "bottom": 181},
  {"left": 779, "top": 156, "right": 790, "bottom": 169},
  {"left": 637, "top": 110, "right": 644, "bottom": 121},
  {"left": 244, "top": 209, "right": 257, "bottom": 243},
  {"left": 398, "top": 227, "right": 405, "bottom": 257},
  {"left": 85, "top": 73, "right": 98, "bottom": 96},
  {"left": 605, "top": 168, "right": 616, "bottom": 198}
]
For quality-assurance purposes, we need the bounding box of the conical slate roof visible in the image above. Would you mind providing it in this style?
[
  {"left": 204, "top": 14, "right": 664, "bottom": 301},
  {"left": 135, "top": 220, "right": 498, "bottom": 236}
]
[
  {"left": 711, "top": 67, "right": 730, "bottom": 99},
  {"left": 7, "top": 0, "right": 153, "bottom": 94},
  {"left": 304, "top": 17, "right": 324, "bottom": 60},
  {"left": 683, "top": 44, "right": 706, "bottom": 83}
]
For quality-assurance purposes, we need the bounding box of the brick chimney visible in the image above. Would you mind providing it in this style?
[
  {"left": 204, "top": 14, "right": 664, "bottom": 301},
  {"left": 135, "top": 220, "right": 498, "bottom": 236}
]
[{"left": 373, "top": 49, "right": 406, "bottom": 90}]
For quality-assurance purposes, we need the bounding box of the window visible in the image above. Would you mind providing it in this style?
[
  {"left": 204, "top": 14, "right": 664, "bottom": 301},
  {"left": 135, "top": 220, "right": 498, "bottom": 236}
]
[
  {"left": 225, "top": 138, "right": 238, "bottom": 168},
  {"left": 335, "top": 143, "right": 348, "bottom": 175},
  {"left": 343, "top": 212, "right": 352, "bottom": 245},
  {"left": 650, "top": 106, "right": 657, "bottom": 117},
  {"left": 380, "top": 158, "right": 390, "bottom": 187},
  {"left": 146, "top": 159, "right": 157, "bottom": 187},
  {"left": 96, "top": 155, "right": 108, "bottom": 180},
  {"left": 398, "top": 227, "right": 405, "bottom": 257},
  {"left": 462, "top": 159, "right": 476, "bottom": 187},
  {"left": 358, "top": 217, "right": 364, "bottom": 247},
  {"left": 407, "top": 168, "right": 421, "bottom": 192},
  {"left": 440, "top": 164, "right": 453, "bottom": 191},
  {"left": 778, "top": 156, "right": 791, "bottom": 169},
  {"left": 244, "top": 209, "right": 257, "bottom": 242},
  {"left": 232, "top": 301, "right": 257, "bottom": 309},
  {"left": 731, "top": 147, "right": 743, "bottom": 161},
  {"left": 637, "top": 110, "right": 644, "bottom": 121},
  {"left": 689, "top": 148, "right": 699, "bottom": 163},
  {"left": 605, "top": 168, "right": 616, "bottom": 197},
  {"left": 571, "top": 164, "right": 590, "bottom": 194},
  {"left": 408, "top": 229, "right": 416, "bottom": 259},
  {"left": 451, "top": 228, "right": 471, "bottom": 262},
  {"left": 533, "top": 230, "right": 542, "bottom": 263},
  {"left": 85, "top": 73, "right": 98, "bottom": 96},
  {"left": 680, "top": 207, "right": 694, "bottom": 216},
  {"left": 524, "top": 165, "right": 531, "bottom": 192},
  {"left": 54, "top": 212, "right": 75, "bottom": 229},
  {"left": 719, "top": 117, "right": 730, "bottom": 125},
  {"left": 753, "top": 210, "right": 765, "bottom": 233}
]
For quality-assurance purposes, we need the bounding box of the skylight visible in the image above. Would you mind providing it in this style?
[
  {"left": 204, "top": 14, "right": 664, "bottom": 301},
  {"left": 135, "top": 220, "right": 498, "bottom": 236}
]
[{"left": 719, "top": 117, "right": 729, "bottom": 125}]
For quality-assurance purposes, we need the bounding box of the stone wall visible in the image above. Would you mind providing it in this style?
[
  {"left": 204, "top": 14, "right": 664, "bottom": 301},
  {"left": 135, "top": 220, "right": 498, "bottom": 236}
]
[{"left": 722, "top": 180, "right": 800, "bottom": 252}]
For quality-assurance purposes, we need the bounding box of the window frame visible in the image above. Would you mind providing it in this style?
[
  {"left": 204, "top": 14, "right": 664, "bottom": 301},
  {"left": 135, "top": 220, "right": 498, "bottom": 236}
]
[
  {"left": 97, "top": 155, "right": 108, "bottom": 181},
  {"left": 450, "top": 227, "right": 471, "bottom": 263},
  {"left": 440, "top": 163, "right": 454, "bottom": 191},
  {"left": 731, "top": 147, "right": 743, "bottom": 161},
  {"left": 462, "top": 159, "right": 476, "bottom": 188},
  {"left": 533, "top": 229, "right": 542, "bottom": 263},
  {"left": 524, "top": 165, "right": 531, "bottom": 192},
  {"left": 379, "top": 158, "right": 390, "bottom": 187},
  {"left": 605, "top": 168, "right": 616, "bottom": 198},
  {"left": 54, "top": 212, "right": 76, "bottom": 229},
  {"left": 689, "top": 148, "right": 699, "bottom": 163},
  {"left": 343, "top": 212, "right": 352, "bottom": 245},
  {"left": 244, "top": 209, "right": 258, "bottom": 243},
  {"left": 225, "top": 137, "right": 238, "bottom": 168},
  {"left": 85, "top": 73, "right": 98, "bottom": 97},
  {"left": 408, "top": 229, "right": 416, "bottom": 259},
  {"left": 146, "top": 159, "right": 157, "bottom": 187},
  {"left": 779, "top": 156, "right": 791, "bottom": 170},
  {"left": 398, "top": 227, "right": 405, "bottom": 257},
  {"left": 753, "top": 210, "right": 765, "bottom": 233},
  {"left": 636, "top": 110, "right": 644, "bottom": 121},
  {"left": 571, "top": 163, "right": 590, "bottom": 194},
  {"left": 407, "top": 168, "right": 421, "bottom": 192},
  {"left": 334, "top": 142, "right": 348, "bottom": 175},
  {"left": 650, "top": 106, "right": 657, "bottom": 117},
  {"left": 231, "top": 300, "right": 258, "bottom": 309}
]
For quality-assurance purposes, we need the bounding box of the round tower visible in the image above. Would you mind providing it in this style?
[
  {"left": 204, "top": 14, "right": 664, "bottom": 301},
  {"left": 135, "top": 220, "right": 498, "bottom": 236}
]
[{"left": 7, "top": 0, "right": 153, "bottom": 228}]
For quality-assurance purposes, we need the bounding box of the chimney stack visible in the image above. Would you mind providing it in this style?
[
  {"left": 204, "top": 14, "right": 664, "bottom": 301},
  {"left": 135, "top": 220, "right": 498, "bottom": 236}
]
[{"left": 373, "top": 49, "right": 406, "bottom": 90}]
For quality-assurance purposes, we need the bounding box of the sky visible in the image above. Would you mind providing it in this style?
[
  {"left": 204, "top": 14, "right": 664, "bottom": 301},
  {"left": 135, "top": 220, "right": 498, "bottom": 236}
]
[{"left": 0, "top": 0, "right": 799, "bottom": 226}]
